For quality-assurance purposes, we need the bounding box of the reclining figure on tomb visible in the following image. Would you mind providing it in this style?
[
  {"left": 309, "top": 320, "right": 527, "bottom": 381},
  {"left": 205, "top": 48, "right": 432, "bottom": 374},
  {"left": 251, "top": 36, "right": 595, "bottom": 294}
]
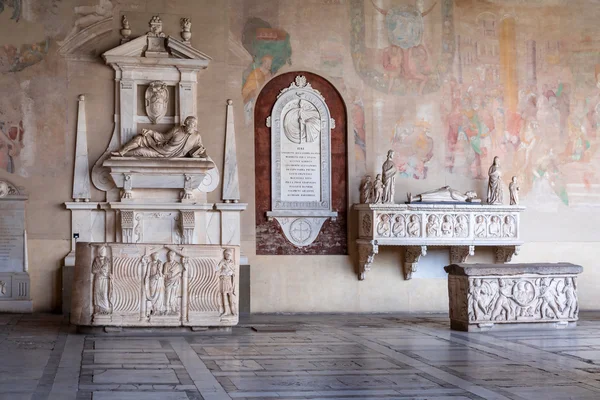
[
  {"left": 407, "top": 186, "right": 481, "bottom": 204},
  {"left": 111, "top": 116, "right": 206, "bottom": 158}
]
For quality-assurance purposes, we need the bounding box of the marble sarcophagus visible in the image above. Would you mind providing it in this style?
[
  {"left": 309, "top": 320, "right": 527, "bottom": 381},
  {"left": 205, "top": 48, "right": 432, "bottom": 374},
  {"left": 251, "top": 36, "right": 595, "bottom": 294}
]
[
  {"left": 71, "top": 243, "right": 240, "bottom": 328},
  {"left": 445, "top": 263, "right": 583, "bottom": 332}
]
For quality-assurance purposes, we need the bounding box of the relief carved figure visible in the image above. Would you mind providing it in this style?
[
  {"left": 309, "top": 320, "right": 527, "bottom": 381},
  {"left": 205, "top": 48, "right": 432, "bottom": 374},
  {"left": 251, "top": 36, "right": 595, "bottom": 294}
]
[
  {"left": 391, "top": 215, "right": 405, "bottom": 237},
  {"left": 474, "top": 215, "right": 486, "bottom": 238},
  {"left": 145, "top": 81, "right": 169, "bottom": 124},
  {"left": 217, "top": 249, "right": 236, "bottom": 316},
  {"left": 509, "top": 176, "right": 519, "bottom": 205},
  {"left": 441, "top": 215, "right": 453, "bottom": 236},
  {"left": 455, "top": 215, "right": 468, "bottom": 237},
  {"left": 360, "top": 175, "right": 372, "bottom": 203},
  {"left": 283, "top": 99, "right": 321, "bottom": 144},
  {"left": 407, "top": 186, "right": 479, "bottom": 203},
  {"left": 371, "top": 174, "right": 383, "bottom": 204},
  {"left": 490, "top": 279, "right": 514, "bottom": 321},
  {"left": 381, "top": 150, "right": 397, "bottom": 204},
  {"left": 376, "top": 214, "right": 391, "bottom": 237},
  {"left": 111, "top": 116, "right": 206, "bottom": 158},
  {"left": 407, "top": 215, "right": 420, "bottom": 237},
  {"left": 163, "top": 251, "right": 186, "bottom": 315},
  {"left": 562, "top": 278, "right": 578, "bottom": 319},
  {"left": 468, "top": 279, "right": 491, "bottom": 321},
  {"left": 426, "top": 215, "right": 440, "bottom": 237},
  {"left": 488, "top": 216, "right": 501, "bottom": 237},
  {"left": 503, "top": 216, "right": 516, "bottom": 238},
  {"left": 536, "top": 278, "right": 562, "bottom": 319},
  {"left": 92, "top": 245, "right": 111, "bottom": 315},
  {"left": 487, "top": 156, "right": 503, "bottom": 205},
  {"left": 144, "top": 252, "right": 165, "bottom": 316}
]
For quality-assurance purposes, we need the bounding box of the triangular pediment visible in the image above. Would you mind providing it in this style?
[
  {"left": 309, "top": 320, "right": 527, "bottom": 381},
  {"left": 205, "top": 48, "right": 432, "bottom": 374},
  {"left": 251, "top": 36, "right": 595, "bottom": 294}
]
[{"left": 102, "top": 35, "right": 212, "bottom": 68}]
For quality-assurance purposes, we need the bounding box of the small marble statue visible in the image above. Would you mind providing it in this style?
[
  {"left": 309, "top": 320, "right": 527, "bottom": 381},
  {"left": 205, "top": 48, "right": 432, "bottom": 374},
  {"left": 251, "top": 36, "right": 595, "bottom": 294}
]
[
  {"left": 120, "top": 15, "right": 131, "bottom": 40},
  {"left": 509, "top": 176, "right": 519, "bottom": 205},
  {"left": 144, "top": 252, "right": 165, "bottom": 316},
  {"left": 92, "top": 245, "right": 111, "bottom": 315},
  {"left": 487, "top": 156, "right": 503, "bottom": 205},
  {"left": 181, "top": 18, "right": 192, "bottom": 42},
  {"left": 381, "top": 149, "right": 397, "bottom": 204},
  {"left": 216, "top": 249, "right": 236, "bottom": 316},
  {"left": 407, "top": 186, "right": 480, "bottom": 203},
  {"left": 359, "top": 175, "right": 372, "bottom": 204},
  {"left": 111, "top": 116, "right": 206, "bottom": 158},
  {"left": 163, "top": 251, "right": 185, "bottom": 315},
  {"left": 371, "top": 174, "right": 383, "bottom": 204}
]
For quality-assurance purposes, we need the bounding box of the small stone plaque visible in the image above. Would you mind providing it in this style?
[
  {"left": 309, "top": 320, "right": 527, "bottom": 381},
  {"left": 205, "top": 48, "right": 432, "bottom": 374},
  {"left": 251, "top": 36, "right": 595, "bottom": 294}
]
[{"left": 0, "top": 200, "right": 25, "bottom": 273}]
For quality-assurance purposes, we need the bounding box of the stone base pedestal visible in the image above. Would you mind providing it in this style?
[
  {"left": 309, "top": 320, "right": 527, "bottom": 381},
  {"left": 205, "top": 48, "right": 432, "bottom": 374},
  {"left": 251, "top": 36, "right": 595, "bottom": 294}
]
[
  {"left": 444, "top": 263, "right": 583, "bottom": 332},
  {"left": 0, "top": 272, "right": 32, "bottom": 313}
]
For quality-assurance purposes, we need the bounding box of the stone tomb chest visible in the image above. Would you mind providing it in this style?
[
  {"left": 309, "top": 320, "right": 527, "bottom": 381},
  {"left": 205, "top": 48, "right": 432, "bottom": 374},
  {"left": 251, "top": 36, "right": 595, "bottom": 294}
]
[{"left": 445, "top": 263, "right": 583, "bottom": 332}]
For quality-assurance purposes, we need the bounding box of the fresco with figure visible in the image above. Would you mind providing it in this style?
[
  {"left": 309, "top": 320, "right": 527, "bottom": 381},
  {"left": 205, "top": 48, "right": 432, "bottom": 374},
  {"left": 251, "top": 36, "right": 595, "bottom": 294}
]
[{"left": 440, "top": 1, "right": 600, "bottom": 207}]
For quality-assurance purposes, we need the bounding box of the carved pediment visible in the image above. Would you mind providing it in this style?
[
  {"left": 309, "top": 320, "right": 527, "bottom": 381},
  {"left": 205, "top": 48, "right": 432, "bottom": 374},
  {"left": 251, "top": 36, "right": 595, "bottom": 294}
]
[{"left": 102, "top": 35, "right": 212, "bottom": 68}]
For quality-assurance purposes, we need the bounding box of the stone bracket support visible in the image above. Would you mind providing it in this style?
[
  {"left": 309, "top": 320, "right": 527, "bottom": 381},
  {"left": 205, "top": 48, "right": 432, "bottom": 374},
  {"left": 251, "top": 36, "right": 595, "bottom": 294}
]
[
  {"left": 403, "top": 245, "right": 427, "bottom": 280},
  {"left": 450, "top": 245, "right": 475, "bottom": 264},
  {"left": 357, "top": 240, "right": 378, "bottom": 281},
  {"left": 495, "top": 245, "right": 520, "bottom": 263}
]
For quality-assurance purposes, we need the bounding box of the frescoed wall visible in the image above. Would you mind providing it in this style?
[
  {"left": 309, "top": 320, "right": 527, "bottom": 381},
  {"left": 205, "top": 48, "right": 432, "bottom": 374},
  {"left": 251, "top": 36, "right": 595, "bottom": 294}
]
[{"left": 1, "top": 0, "right": 600, "bottom": 313}]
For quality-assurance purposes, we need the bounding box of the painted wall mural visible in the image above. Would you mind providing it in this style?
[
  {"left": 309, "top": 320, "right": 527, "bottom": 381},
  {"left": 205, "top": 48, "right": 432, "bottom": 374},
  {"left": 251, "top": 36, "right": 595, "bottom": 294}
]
[
  {"left": 0, "top": 120, "right": 24, "bottom": 173},
  {"left": 241, "top": 18, "right": 292, "bottom": 123},
  {"left": 440, "top": 3, "right": 600, "bottom": 207},
  {"left": 390, "top": 116, "right": 433, "bottom": 179},
  {"left": 349, "top": 0, "right": 454, "bottom": 96},
  {"left": 0, "top": 0, "right": 22, "bottom": 21},
  {"left": 0, "top": 39, "right": 49, "bottom": 73}
]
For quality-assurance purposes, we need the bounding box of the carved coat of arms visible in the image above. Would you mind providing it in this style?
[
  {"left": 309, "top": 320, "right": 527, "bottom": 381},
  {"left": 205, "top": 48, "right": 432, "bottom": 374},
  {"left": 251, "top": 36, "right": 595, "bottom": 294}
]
[{"left": 145, "top": 81, "right": 169, "bottom": 124}]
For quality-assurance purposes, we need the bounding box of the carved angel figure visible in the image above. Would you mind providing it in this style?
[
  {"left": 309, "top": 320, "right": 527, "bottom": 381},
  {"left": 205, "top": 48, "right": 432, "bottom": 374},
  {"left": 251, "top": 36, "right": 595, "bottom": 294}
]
[
  {"left": 371, "top": 174, "right": 384, "bottom": 204},
  {"left": 487, "top": 156, "right": 503, "bottom": 205},
  {"left": 217, "top": 248, "right": 236, "bottom": 316},
  {"left": 144, "top": 252, "right": 165, "bottom": 316},
  {"left": 163, "top": 251, "right": 186, "bottom": 315},
  {"left": 92, "top": 245, "right": 111, "bottom": 315},
  {"left": 360, "top": 175, "right": 372, "bottom": 204},
  {"left": 391, "top": 215, "right": 405, "bottom": 237},
  {"left": 407, "top": 215, "right": 420, "bottom": 237},
  {"left": 426, "top": 215, "right": 440, "bottom": 237},
  {"left": 111, "top": 116, "right": 206, "bottom": 158}
]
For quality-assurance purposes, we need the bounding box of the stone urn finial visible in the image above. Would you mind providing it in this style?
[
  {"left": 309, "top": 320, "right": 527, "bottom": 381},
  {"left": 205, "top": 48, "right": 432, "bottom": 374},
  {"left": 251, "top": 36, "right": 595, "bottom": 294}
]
[
  {"left": 181, "top": 18, "right": 192, "bottom": 42},
  {"left": 120, "top": 15, "right": 132, "bottom": 41}
]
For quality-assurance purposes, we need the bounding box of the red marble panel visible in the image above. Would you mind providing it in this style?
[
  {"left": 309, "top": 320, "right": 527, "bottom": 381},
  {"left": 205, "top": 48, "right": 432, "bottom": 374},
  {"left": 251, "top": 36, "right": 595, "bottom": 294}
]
[{"left": 255, "top": 72, "right": 348, "bottom": 255}]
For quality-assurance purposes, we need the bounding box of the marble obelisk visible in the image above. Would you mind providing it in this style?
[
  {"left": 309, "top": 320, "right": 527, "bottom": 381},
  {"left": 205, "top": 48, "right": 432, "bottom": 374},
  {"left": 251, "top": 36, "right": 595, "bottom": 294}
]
[
  {"left": 222, "top": 99, "right": 240, "bottom": 203},
  {"left": 72, "top": 95, "right": 91, "bottom": 201}
]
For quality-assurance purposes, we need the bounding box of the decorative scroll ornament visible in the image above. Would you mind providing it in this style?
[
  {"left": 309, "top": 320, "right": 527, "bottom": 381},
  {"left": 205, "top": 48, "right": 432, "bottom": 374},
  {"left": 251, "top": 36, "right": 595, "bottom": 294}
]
[
  {"left": 145, "top": 81, "right": 169, "bottom": 124},
  {"left": 277, "top": 75, "right": 325, "bottom": 101}
]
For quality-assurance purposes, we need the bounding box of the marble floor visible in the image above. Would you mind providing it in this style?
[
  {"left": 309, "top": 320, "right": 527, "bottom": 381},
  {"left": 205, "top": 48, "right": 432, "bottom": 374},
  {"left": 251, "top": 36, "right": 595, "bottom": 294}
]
[{"left": 2, "top": 313, "right": 600, "bottom": 400}]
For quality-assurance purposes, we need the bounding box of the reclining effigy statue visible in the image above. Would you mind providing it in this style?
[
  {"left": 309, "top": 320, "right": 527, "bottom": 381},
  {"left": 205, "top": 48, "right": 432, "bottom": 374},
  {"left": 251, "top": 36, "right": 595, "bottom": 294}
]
[{"left": 407, "top": 186, "right": 480, "bottom": 204}]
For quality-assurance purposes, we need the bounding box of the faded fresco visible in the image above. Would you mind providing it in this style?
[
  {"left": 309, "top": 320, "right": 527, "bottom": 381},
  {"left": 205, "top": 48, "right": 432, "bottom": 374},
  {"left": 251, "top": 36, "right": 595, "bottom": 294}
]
[
  {"left": 0, "top": 0, "right": 22, "bottom": 21},
  {"left": 439, "top": 2, "right": 600, "bottom": 207},
  {"left": 241, "top": 18, "right": 292, "bottom": 123},
  {"left": 349, "top": 0, "right": 455, "bottom": 95}
]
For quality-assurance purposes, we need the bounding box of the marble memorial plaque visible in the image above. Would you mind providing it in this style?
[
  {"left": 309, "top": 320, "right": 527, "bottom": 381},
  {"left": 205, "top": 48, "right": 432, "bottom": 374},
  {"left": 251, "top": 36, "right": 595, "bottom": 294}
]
[
  {"left": 0, "top": 202, "right": 25, "bottom": 273},
  {"left": 266, "top": 76, "right": 337, "bottom": 247}
]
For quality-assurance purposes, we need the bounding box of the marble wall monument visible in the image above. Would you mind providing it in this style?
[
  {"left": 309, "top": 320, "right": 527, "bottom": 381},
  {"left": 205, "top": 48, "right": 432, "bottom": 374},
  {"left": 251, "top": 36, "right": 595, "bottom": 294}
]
[
  {"left": 265, "top": 75, "right": 337, "bottom": 247},
  {"left": 65, "top": 16, "right": 246, "bottom": 326},
  {"left": 0, "top": 180, "right": 32, "bottom": 312}
]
